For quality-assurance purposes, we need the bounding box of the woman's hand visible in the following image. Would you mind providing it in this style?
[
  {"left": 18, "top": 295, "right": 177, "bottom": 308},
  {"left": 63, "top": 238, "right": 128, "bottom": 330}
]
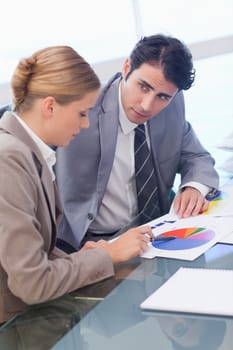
[{"left": 81, "top": 225, "right": 154, "bottom": 264}]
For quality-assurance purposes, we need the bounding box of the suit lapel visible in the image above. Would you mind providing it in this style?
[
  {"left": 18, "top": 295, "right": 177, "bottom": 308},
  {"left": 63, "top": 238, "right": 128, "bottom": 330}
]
[
  {"left": 148, "top": 109, "right": 172, "bottom": 213},
  {"left": 0, "top": 112, "right": 60, "bottom": 239},
  {"left": 96, "top": 75, "right": 120, "bottom": 204},
  {"left": 53, "top": 181, "right": 63, "bottom": 223}
]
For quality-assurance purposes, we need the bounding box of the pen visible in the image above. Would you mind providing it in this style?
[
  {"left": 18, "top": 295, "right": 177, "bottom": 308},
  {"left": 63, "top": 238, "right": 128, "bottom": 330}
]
[{"left": 150, "top": 235, "right": 176, "bottom": 242}]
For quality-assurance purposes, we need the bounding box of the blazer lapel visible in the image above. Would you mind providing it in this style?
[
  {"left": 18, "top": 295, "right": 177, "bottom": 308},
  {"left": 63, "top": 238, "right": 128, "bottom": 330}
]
[
  {"left": 0, "top": 112, "right": 60, "bottom": 245},
  {"left": 96, "top": 75, "right": 120, "bottom": 204},
  {"left": 53, "top": 181, "right": 63, "bottom": 224},
  {"left": 40, "top": 160, "right": 56, "bottom": 220},
  {"left": 148, "top": 110, "right": 171, "bottom": 213}
]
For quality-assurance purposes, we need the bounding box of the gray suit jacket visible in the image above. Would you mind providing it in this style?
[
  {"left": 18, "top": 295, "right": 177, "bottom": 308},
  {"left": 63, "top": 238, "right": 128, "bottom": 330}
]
[
  {"left": 56, "top": 73, "right": 219, "bottom": 248},
  {"left": 0, "top": 112, "right": 114, "bottom": 323}
]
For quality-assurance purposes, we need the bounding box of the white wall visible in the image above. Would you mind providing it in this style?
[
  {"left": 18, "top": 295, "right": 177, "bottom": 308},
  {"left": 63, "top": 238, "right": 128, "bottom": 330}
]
[{"left": 1, "top": 35, "right": 233, "bottom": 105}]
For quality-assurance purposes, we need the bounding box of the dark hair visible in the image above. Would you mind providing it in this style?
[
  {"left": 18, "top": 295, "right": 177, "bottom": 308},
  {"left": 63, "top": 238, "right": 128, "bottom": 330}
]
[{"left": 126, "top": 34, "right": 195, "bottom": 91}]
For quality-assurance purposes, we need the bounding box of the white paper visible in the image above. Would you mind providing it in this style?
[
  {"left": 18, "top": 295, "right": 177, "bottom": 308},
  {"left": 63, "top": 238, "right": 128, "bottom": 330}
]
[
  {"left": 201, "top": 183, "right": 233, "bottom": 216},
  {"left": 219, "top": 231, "right": 233, "bottom": 244},
  {"left": 216, "top": 130, "right": 233, "bottom": 151},
  {"left": 140, "top": 267, "right": 233, "bottom": 316},
  {"left": 218, "top": 154, "right": 233, "bottom": 174}
]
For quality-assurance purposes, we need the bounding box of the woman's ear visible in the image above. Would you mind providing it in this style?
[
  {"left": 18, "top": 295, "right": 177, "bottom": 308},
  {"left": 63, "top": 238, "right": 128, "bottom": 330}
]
[{"left": 42, "top": 96, "right": 56, "bottom": 119}]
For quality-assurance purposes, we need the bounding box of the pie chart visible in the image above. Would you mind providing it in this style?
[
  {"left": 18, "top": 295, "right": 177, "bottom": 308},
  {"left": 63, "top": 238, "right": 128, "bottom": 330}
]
[{"left": 151, "top": 227, "right": 215, "bottom": 250}]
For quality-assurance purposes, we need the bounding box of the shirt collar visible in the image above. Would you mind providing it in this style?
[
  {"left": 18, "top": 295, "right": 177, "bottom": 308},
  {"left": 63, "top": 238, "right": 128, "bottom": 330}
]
[
  {"left": 118, "top": 82, "right": 138, "bottom": 135},
  {"left": 13, "top": 112, "right": 56, "bottom": 179}
]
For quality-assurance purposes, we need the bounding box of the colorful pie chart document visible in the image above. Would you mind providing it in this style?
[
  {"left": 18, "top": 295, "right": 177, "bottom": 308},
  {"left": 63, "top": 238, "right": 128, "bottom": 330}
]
[{"left": 141, "top": 214, "right": 233, "bottom": 260}]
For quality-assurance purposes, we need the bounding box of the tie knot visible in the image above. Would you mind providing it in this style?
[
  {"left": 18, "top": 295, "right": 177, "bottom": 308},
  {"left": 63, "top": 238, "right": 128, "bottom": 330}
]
[
  {"left": 135, "top": 125, "right": 146, "bottom": 142},
  {"left": 135, "top": 124, "right": 145, "bottom": 133}
]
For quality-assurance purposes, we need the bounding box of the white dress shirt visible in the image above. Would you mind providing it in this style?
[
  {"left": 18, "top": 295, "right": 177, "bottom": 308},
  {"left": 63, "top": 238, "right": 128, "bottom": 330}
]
[
  {"left": 89, "top": 84, "right": 139, "bottom": 233},
  {"left": 13, "top": 112, "right": 56, "bottom": 181}
]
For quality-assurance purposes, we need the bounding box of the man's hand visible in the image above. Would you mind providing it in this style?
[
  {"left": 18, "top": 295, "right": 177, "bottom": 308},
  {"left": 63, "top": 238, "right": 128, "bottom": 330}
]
[{"left": 173, "top": 186, "right": 209, "bottom": 218}]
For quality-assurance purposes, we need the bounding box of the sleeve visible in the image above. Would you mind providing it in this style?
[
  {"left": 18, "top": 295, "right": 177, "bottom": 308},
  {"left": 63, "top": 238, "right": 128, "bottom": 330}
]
[{"left": 0, "top": 147, "right": 114, "bottom": 305}]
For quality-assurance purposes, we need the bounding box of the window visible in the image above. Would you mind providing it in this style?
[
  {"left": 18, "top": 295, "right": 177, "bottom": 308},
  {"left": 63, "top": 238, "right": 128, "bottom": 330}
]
[
  {"left": 0, "top": 0, "right": 136, "bottom": 84},
  {"left": 138, "top": 0, "right": 233, "bottom": 44}
]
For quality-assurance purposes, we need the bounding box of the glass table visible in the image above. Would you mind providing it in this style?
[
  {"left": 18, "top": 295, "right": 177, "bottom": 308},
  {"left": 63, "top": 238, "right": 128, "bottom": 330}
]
[{"left": 1, "top": 243, "right": 233, "bottom": 350}]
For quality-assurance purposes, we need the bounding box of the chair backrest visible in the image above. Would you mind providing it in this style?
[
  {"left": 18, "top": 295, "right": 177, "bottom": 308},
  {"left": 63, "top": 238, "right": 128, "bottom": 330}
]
[{"left": 0, "top": 104, "right": 11, "bottom": 118}]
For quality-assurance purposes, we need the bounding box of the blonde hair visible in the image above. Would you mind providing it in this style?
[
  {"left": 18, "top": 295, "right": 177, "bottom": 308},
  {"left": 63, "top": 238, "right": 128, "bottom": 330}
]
[{"left": 11, "top": 46, "right": 100, "bottom": 113}]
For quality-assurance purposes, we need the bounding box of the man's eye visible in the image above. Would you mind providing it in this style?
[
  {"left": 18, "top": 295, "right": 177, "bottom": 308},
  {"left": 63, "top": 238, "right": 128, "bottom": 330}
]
[
  {"left": 139, "top": 83, "right": 149, "bottom": 92},
  {"left": 80, "top": 112, "right": 87, "bottom": 117},
  {"left": 160, "top": 95, "right": 170, "bottom": 101}
]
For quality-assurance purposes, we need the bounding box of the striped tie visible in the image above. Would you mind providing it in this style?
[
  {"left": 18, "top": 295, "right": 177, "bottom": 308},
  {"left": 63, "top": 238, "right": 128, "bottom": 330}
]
[{"left": 134, "top": 124, "right": 161, "bottom": 224}]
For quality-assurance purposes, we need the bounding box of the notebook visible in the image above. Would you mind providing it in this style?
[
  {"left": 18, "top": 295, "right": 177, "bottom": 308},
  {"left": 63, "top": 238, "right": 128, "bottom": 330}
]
[{"left": 140, "top": 267, "right": 233, "bottom": 316}]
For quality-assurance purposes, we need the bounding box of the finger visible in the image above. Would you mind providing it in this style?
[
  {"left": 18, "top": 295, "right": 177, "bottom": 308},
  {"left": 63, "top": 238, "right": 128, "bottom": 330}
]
[
  {"left": 191, "top": 194, "right": 210, "bottom": 216},
  {"left": 176, "top": 197, "right": 193, "bottom": 218},
  {"left": 184, "top": 195, "right": 207, "bottom": 217},
  {"left": 179, "top": 197, "right": 198, "bottom": 217},
  {"left": 139, "top": 240, "right": 149, "bottom": 255},
  {"left": 200, "top": 199, "right": 209, "bottom": 212},
  {"left": 139, "top": 225, "right": 154, "bottom": 238},
  {"left": 81, "top": 241, "right": 97, "bottom": 250},
  {"left": 173, "top": 194, "right": 182, "bottom": 214},
  {"left": 141, "top": 233, "right": 151, "bottom": 244}
]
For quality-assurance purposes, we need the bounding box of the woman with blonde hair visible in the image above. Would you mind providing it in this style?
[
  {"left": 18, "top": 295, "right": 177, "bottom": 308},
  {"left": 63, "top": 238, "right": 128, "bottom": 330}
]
[{"left": 0, "top": 46, "right": 153, "bottom": 324}]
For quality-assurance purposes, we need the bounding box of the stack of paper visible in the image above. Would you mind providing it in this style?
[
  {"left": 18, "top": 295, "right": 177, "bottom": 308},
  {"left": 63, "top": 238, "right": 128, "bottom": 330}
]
[{"left": 140, "top": 267, "right": 233, "bottom": 316}]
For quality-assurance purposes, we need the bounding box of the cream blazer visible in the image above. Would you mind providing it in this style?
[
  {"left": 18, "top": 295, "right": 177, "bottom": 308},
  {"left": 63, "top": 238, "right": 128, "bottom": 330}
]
[{"left": 0, "top": 112, "right": 114, "bottom": 323}]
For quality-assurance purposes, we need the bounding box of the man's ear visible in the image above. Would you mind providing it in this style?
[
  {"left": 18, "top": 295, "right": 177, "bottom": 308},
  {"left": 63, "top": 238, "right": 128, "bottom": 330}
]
[
  {"left": 42, "top": 96, "right": 56, "bottom": 118},
  {"left": 122, "top": 58, "right": 131, "bottom": 79}
]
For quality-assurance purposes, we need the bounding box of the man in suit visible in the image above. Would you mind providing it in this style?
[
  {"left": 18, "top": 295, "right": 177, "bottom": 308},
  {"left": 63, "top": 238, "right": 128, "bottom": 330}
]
[{"left": 44, "top": 35, "right": 219, "bottom": 251}]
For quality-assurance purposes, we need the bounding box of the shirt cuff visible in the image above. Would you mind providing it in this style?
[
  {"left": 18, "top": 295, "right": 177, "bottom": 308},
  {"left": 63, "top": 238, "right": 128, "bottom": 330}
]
[{"left": 180, "top": 181, "right": 210, "bottom": 197}]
